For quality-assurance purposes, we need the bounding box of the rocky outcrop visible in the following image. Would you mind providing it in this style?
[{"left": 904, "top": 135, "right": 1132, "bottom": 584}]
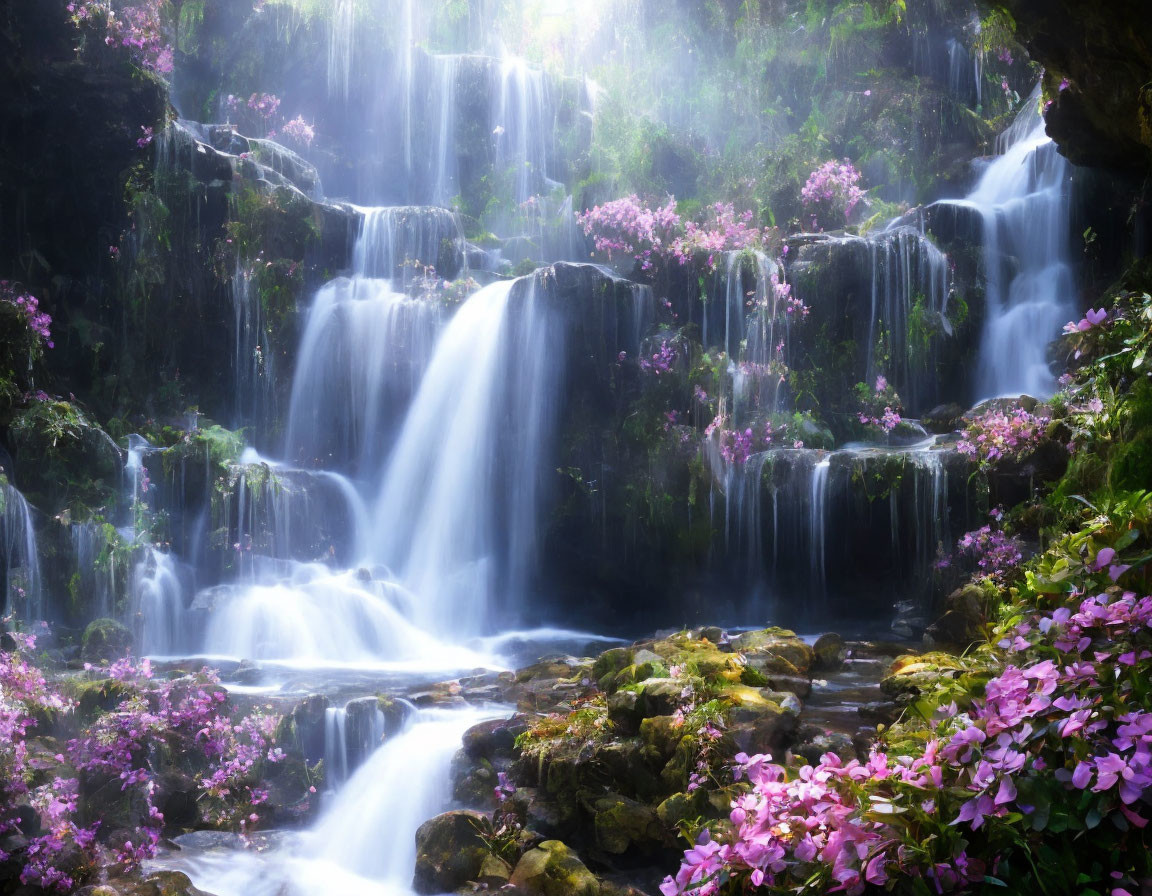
[{"left": 997, "top": 1, "right": 1152, "bottom": 172}]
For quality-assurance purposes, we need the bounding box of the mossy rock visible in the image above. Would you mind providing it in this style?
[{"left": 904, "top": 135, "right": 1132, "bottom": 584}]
[
  {"left": 656, "top": 789, "right": 710, "bottom": 827},
  {"left": 880, "top": 652, "right": 964, "bottom": 701},
  {"left": 114, "top": 872, "right": 212, "bottom": 896},
  {"left": 509, "top": 840, "right": 601, "bottom": 896},
  {"left": 81, "top": 618, "right": 132, "bottom": 665},
  {"left": 731, "top": 628, "right": 815, "bottom": 675},
  {"left": 70, "top": 677, "right": 136, "bottom": 720},
  {"left": 591, "top": 792, "right": 662, "bottom": 854},
  {"left": 592, "top": 647, "right": 634, "bottom": 689},
  {"left": 9, "top": 401, "right": 123, "bottom": 512},
  {"left": 812, "top": 633, "right": 847, "bottom": 671},
  {"left": 412, "top": 810, "right": 489, "bottom": 894}
]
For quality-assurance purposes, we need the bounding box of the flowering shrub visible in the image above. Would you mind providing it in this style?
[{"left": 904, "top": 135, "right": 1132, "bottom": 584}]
[
  {"left": 1, "top": 281, "right": 53, "bottom": 350},
  {"left": 0, "top": 639, "right": 287, "bottom": 891},
  {"left": 640, "top": 339, "right": 677, "bottom": 375},
  {"left": 0, "top": 629, "right": 97, "bottom": 891},
  {"left": 67, "top": 1, "right": 173, "bottom": 75},
  {"left": 280, "top": 116, "right": 316, "bottom": 148},
  {"left": 577, "top": 197, "right": 775, "bottom": 274},
  {"left": 854, "top": 374, "right": 903, "bottom": 433},
  {"left": 800, "top": 160, "right": 866, "bottom": 230},
  {"left": 664, "top": 579, "right": 1152, "bottom": 896},
  {"left": 957, "top": 406, "right": 1051, "bottom": 464},
  {"left": 950, "top": 524, "right": 1025, "bottom": 583},
  {"left": 705, "top": 413, "right": 809, "bottom": 464},
  {"left": 577, "top": 195, "right": 681, "bottom": 272}
]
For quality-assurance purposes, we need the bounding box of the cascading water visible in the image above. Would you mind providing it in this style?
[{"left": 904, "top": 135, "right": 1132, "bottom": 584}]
[
  {"left": 0, "top": 478, "right": 42, "bottom": 621},
  {"left": 155, "top": 706, "right": 505, "bottom": 896},
  {"left": 284, "top": 207, "right": 456, "bottom": 474},
  {"left": 951, "top": 88, "right": 1074, "bottom": 399},
  {"left": 370, "top": 275, "right": 562, "bottom": 638}
]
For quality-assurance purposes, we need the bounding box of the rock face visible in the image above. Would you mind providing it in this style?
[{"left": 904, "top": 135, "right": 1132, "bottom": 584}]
[{"left": 999, "top": 0, "right": 1152, "bottom": 171}]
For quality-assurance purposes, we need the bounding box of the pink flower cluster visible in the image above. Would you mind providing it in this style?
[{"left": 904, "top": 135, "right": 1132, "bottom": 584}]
[
  {"left": 953, "top": 524, "right": 1025, "bottom": 582},
  {"left": 1064, "top": 307, "right": 1109, "bottom": 334},
  {"left": 800, "top": 160, "right": 865, "bottom": 230},
  {"left": 706, "top": 415, "right": 796, "bottom": 464},
  {"left": 280, "top": 115, "right": 316, "bottom": 148},
  {"left": 639, "top": 339, "right": 677, "bottom": 375},
  {"left": 577, "top": 196, "right": 772, "bottom": 273},
  {"left": 665, "top": 583, "right": 1152, "bottom": 896},
  {"left": 957, "top": 406, "right": 1051, "bottom": 464},
  {"left": 0, "top": 637, "right": 286, "bottom": 892},
  {"left": 1, "top": 282, "right": 53, "bottom": 348},
  {"left": 67, "top": 1, "right": 173, "bottom": 75},
  {"left": 577, "top": 195, "right": 681, "bottom": 271}
]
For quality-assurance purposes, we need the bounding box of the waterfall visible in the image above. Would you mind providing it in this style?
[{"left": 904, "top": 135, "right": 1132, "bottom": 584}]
[
  {"left": 808, "top": 458, "right": 830, "bottom": 605},
  {"left": 952, "top": 89, "right": 1073, "bottom": 399},
  {"left": 70, "top": 522, "right": 117, "bottom": 620},
  {"left": 1, "top": 478, "right": 42, "bottom": 621},
  {"left": 494, "top": 56, "right": 555, "bottom": 205},
  {"left": 370, "top": 275, "right": 562, "bottom": 639},
  {"left": 866, "top": 226, "right": 952, "bottom": 412},
  {"left": 327, "top": 0, "right": 357, "bottom": 102},
  {"left": 284, "top": 207, "right": 459, "bottom": 473},
  {"left": 133, "top": 547, "right": 187, "bottom": 656},
  {"left": 323, "top": 697, "right": 389, "bottom": 789},
  {"left": 155, "top": 706, "right": 505, "bottom": 896}
]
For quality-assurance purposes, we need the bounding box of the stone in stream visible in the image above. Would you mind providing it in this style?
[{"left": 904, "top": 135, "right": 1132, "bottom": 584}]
[{"left": 412, "top": 809, "right": 490, "bottom": 894}]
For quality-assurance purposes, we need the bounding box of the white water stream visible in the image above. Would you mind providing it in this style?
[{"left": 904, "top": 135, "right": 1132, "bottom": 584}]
[{"left": 154, "top": 706, "right": 505, "bottom": 896}]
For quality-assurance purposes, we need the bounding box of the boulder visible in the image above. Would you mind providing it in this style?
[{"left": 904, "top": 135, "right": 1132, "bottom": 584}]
[
  {"left": 413, "top": 810, "right": 489, "bottom": 894},
  {"left": 509, "top": 840, "right": 601, "bottom": 896},
  {"left": 463, "top": 716, "right": 528, "bottom": 760},
  {"left": 80, "top": 618, "right": 133, "bottom": 665},
  {"left": 925, "top": 584, "right": 988, "bottom": 647},
  {"left": 811, "top": 633, "right": 847, "bottom": 671},
  {"left": 922, "top": 403, "right": 967, "bottom": 434},
  {"left": 591, "top": 792, "right": 662, "bottom": 854},
  {"left": 731, "top": 628, "right": 815, "bottom": 676}
]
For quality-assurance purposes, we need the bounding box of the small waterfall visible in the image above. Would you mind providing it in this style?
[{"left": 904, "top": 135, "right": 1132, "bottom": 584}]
[
  {"left": 232, "top": 258, "right": 275, "bottom": 434},
  {"left": 808, "top": 458, "right": 830, "bottom": 604},
  {"left": 133, "top": 547, "right": 187, "bottom": 656},
  {"left": 946, "top": 38, "right": 979, "bottom": 107},
  {"left": 493, "top": 56, "right": 555, "bottom": 205},
  {"left": 219, "top": 460, "right": 366, "bottom": 573},
  {"left": 70, "top": 522, "right": 117, "bottom": 620},
  {"left": 866, "top": 226, "right": 952, "bottom": 412},
  {"left": 156, "top": 706, "right": 505, "bottom": 896},
  {"left": 371, "top": 275, "right": 563, "bottom": 639},
  {"left": 327, "top": 0, "right": 357, "bottom": 102},
  {"left": 952, "top": 88, "right": 1074, "bottom": 399},
  {"left": 429, "top": 57, "right": 461, "bottom": 207},
  {"left": 1, "top": 478, "right": 42, "bottom": 621},
  {"left": 285, "top": 206, "right": 460, "bottom": 473},
  {"left": 323, "top": 697, "right": 387, "bottom": 788}
]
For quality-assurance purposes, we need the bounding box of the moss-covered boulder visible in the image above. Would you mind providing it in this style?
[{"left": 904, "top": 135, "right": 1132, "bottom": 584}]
[
  {"left": 80, "top": 618, "right": 132, "bottom": 665},
  {"left": 508, "top": 840, "right": 601, "bottom": 896},
  {"left": 590, "top": 792, "right": 662, "bottom": 855},
  {"left": 10, "top": 401, "right": 123, "bottom": 512},
  {"left": 812, "top": 633, "right": 847, "bottom": 671},
  {"left": 731, "top": 628, "right": 815, "bottom": 676},
  {"left": 880, "top": 652, "right": 963, "bottom": 702},
  {"left": 412, "top": 810, "right": 489, "bottom": 894}
]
